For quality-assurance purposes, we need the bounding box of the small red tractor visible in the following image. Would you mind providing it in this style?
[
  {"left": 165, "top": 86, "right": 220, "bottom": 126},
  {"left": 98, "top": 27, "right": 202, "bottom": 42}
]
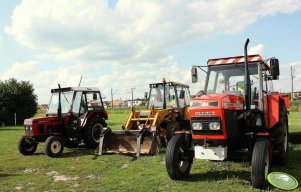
[
  {"left": 18, "top": 85, "right": 108, "bottom": 158},
  {"left": 165, "top": 39, "right": 290, "bottom": 189}
]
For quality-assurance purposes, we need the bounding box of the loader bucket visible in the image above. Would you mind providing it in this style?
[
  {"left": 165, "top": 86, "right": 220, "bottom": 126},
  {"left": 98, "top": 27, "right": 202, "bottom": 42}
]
[{"left": 97, "top": 128, "right": 159, "bottom": 157}]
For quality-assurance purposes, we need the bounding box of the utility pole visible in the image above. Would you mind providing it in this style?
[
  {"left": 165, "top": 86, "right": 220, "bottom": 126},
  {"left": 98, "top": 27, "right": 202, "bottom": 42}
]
[
  {"left": 111, "top": 88, "right": 113, "bottom": 108},
  {"left": 131, "top": 87, "right": 135, "bottom": 107},
  {"left": 290, "top": 66, "right": 296, "bottom": 101}
]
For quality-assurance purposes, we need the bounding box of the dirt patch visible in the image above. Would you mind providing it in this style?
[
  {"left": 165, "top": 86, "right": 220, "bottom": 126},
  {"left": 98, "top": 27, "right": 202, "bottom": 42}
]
[
  {"left": 23, "top": 168, "right": 38, "bottom": 173},
  {"left": 121, "top": 163, "right": 129, "bottom": 169},
  {"left": 47, "top": 171, "right": 79, "bottom": 182},
  {"left": 85, "top": 174, "right": 95, "bottom": 179}
]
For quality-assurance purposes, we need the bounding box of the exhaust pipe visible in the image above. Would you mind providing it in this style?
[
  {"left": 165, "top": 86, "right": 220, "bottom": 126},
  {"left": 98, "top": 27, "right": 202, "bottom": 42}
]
[
  {"left": 57, "top": 84, "right": 62, "bottom": 125},
  {"left": 244, "top": 39, "right": 251, "bottom": 110}
]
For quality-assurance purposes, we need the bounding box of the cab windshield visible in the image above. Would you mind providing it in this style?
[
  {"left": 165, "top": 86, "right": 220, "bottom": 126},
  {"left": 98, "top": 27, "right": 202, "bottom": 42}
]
[
  {"left": 206, "top": 63, "right": 259, "bottom": 97},
  {"left": 47, "top": 91, "right": 74, "bottom": 114},
  {"left": 148, "top": 84, "right": 190, "bottom": 109}
]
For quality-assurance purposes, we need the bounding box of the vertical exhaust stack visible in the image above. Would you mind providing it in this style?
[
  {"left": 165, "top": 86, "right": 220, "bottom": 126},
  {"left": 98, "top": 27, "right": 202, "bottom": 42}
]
[
  {"left": 244, "top": 39, "right": 251, "bottom": 110},
  {"left": 57, "top": 84, "right": 62, "bottom": 125}
]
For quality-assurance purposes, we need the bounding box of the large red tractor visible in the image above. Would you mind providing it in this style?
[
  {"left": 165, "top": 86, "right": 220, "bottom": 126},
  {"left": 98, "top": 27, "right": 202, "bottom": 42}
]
[
  {"left": 18, "top": 85, "right": 108, "bottom": 158},
  {"left": 165, "top": 39, "right": 290, "bottom": 189}
]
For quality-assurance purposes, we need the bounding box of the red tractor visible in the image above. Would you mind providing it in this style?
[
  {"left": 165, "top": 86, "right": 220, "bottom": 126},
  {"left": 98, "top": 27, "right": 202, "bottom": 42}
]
[
  {"left": 165, "top": 39, "right": 290, "bottom": 189},
  {"left": 18, "top": 85, "right": 108, "bottom": 158}
]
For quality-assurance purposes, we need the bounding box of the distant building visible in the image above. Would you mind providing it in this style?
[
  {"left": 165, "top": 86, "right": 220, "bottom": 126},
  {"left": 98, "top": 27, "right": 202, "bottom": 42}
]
[{"left": 127, "top": 98, "right": 145, "bottom": 107}]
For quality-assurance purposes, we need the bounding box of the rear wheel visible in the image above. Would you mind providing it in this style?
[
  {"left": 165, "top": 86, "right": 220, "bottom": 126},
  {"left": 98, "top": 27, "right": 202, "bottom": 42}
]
[
  {"left": 83, "top": 116, "right": 107, "bottom": 148},
  {"left": 166, "top": 135, "right": 193, "bottom": 180},
  {"left": 270, "top": 102, "right": 289, "bottom": 165},
  {"left": 45, "top": 136, "right": 64, "bottom": 158},
  {"left": 251, "top": 137, "right": 271, "bottom": 189},
  {"left": 18, "top": 137, "right": 37, "bottom": 156}
]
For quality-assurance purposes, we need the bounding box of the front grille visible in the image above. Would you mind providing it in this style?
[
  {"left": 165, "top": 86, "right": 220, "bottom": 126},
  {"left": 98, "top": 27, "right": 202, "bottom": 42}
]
[
  {"left": 24, "top": 126, "right": 32, "bottom": 134},
  {"left": 191, "top": 116, "right": 222, "bottom": 135}
]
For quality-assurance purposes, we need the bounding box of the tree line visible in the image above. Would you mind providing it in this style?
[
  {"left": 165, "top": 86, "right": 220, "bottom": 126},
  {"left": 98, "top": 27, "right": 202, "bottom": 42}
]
[{"left": 0, "top": 78, "right": 37, "bottom": 126}]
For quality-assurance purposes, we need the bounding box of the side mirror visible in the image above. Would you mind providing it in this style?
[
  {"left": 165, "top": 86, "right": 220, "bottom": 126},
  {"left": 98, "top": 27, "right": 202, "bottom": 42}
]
[
  {"left": 179, "top": 90, "right": 185, "bottom": 99},
  {"left": 270, "top": 58, "right": 279, "bottom": 80},
  {"left": 191, "top": 66, "right": 198, "bottom": 83},
  {"left": 93, "top": 93, "right": 98, "bottom": 100}
]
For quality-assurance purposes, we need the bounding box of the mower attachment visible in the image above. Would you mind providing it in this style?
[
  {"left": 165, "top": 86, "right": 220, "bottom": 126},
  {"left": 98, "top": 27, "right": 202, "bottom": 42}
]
[{"left": 96, "top": 127, "right": 159, "bottom": 157}]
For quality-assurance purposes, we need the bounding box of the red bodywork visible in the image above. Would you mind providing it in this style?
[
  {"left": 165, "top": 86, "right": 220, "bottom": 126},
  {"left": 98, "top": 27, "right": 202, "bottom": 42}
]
[
  {"left": 23, "top": 110, "right": 108, "bottom": 140},
  {"left": 190, "top": 94, "right": 243, "bottom": 141},
  {"left": 265, "top": 94, "right": 290, "bottom": 129}
]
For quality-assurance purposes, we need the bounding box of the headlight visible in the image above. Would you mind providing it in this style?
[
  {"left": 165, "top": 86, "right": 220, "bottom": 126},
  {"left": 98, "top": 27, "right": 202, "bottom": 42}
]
[
  {"left": 209, "top": 122, "right": 220, "bottom": 130},
  {"left": 192, "top": 122, "right": 202, "bottom": 130}
]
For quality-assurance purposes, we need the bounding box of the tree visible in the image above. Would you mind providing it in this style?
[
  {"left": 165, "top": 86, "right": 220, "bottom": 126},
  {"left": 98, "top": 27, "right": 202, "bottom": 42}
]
[{"left": 0, "top": 78, "right": 37, "bottom": 125}]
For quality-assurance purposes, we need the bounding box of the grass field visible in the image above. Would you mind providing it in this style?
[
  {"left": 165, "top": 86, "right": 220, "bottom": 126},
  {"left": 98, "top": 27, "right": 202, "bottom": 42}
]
[{"left": 0, "top": 109, "right": 300, "bottom": 191}]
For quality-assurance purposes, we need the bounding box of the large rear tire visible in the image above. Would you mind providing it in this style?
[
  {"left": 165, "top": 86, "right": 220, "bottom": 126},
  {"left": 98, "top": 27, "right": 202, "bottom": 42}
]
[
  {"left": 251, "top": 137, "right": 271, "bottom": 189},
  {"left": 45, "top": 136, "right": 64, "bottom": 158},
  {"left": 83, "top": 116, "right": 107, "bottom": 149},
  {"left": 166, "top": 135, "right": 193, "bottom": 180},
  {"left": 18, "top": 137, "right": 37, "bottom": 156},
  {"left": 270, "top": 102, "right": 289, "bottom": 165}
]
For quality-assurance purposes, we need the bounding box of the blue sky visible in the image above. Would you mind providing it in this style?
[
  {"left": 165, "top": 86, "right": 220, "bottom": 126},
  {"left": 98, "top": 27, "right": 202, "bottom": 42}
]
[{"left": 0, "top": 0, "right": 301, "bottom": 104}]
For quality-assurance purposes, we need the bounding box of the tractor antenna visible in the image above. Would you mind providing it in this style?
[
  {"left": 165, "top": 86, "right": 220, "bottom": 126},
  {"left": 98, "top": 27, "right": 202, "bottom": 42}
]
[
  {"left": 78, "top": 75, "right": 82, "bottom": 87},
  {"left": 244, "top": 38, "right": 251, "bottom": 110}
]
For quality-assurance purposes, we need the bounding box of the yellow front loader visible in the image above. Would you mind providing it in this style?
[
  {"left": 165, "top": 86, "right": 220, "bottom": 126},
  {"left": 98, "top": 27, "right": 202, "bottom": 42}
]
[{"left": 96, "top": 80, "right": 191, "bottom": 157}]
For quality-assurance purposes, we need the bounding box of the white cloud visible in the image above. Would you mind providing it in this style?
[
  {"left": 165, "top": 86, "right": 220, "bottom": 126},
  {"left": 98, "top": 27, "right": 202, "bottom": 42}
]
[
  {"left": 249, "top": 44, "right": 264, "bottom": 55},
  {"left": 5, "top": 0, "right": 301, "bottom": 63},
  {"left": 3, "top": 1, "right": 301, "bottom": 103},
  {"left": 0, "top": 35, "right": 2, "bottom": 43}
]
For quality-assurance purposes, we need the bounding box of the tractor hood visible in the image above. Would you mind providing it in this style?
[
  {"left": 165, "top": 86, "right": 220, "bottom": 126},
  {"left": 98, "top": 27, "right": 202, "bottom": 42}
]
[
  {"left": 24, "top": 116, "right": 58, "bottom": 126},
  {"left": 191, "top": 93, "right": 244, "bottom": 110}
]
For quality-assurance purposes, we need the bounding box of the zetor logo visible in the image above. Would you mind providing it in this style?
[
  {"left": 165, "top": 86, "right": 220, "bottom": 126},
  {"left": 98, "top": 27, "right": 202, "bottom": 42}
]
[{"left": 195, "top": 111, "right": 215, "bottom": 116}]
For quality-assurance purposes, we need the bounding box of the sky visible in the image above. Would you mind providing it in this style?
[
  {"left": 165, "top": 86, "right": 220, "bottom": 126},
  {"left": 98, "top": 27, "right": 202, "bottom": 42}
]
[{"left": 0, "top": 0, "right": 301, "bottom": 104}]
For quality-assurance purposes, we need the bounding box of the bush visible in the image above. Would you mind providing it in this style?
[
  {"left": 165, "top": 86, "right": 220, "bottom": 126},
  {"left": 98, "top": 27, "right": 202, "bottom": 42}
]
[{"left": 0, "top": 78, "right": 37, "bottom": 125}]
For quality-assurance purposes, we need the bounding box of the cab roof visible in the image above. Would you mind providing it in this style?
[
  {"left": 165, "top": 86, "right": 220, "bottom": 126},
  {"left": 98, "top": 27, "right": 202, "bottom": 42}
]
[
  {"left": 149, "top": 82, "right": 189, "bottom": 88},
  {"left": 51, "top": 87, "right": 100, "bottom": 93},
  {"left": 207, "top": 54, "right": 263, "bottom": 66}
]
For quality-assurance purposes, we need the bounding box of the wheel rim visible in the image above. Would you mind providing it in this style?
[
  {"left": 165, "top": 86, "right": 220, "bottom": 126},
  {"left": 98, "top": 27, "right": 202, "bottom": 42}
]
[
  {"left": 264, "top": 148, "right": 270, "bottom": 178},
  {"left": 24, "top": 139, "right": 35, "bottom": 151},
  {"left": 50, "top": 140, "right": 62, "bottom": 154},
  {"left": 92, "top": 124, "right": 103, "bottom": 142},
  {"left": 178, "top": 147, "right": 189, "bottom": 172}
]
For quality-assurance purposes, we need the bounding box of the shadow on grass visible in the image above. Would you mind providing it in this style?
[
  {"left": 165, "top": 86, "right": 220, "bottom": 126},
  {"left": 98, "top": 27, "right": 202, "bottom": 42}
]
[
  {"left": 183, "top": 170, "right": 250, "bottom": 182},
  {"left": 289, "top": 132, "right": 301, "bottom": 144},
  {"left": 0, "top": 173, "right": 20, "bottom": 178}
]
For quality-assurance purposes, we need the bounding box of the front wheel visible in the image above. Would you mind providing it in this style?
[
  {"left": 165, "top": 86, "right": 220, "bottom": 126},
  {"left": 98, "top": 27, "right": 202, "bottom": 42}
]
[
  {"left": 45, "top": 136, "right": 64, "bottom": 158},
  {"left": 165, "top": 135, "right": 193, "bottom": 180},
  {"left": 18, "top": 137, "right": 37, "bottom": 156},
  {"left": 251, "top": 137, "right": 271, "bottom": 189}
]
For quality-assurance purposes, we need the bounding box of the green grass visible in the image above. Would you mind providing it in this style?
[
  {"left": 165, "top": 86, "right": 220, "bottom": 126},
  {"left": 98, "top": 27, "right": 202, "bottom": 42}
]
[{"left": 0, "top": 111, "right": 301, "bottom": 191}]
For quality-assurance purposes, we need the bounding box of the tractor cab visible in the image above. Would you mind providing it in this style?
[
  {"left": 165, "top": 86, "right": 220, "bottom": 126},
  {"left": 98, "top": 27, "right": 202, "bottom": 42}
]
[
  {"left": 204, "top": 62, "right": 260, "bottom": 108},
  {"left": 147, "top": 81, "right": 191, "bottom": 111},
  {"left": 46, "top": 87, "right": 107, "bottom": 129}
]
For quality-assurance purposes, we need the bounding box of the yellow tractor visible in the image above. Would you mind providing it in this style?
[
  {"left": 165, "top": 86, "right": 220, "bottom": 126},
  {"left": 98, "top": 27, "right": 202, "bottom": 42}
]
[{"left": 96, "top": 80, "right": 191, "bottom": 157}]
